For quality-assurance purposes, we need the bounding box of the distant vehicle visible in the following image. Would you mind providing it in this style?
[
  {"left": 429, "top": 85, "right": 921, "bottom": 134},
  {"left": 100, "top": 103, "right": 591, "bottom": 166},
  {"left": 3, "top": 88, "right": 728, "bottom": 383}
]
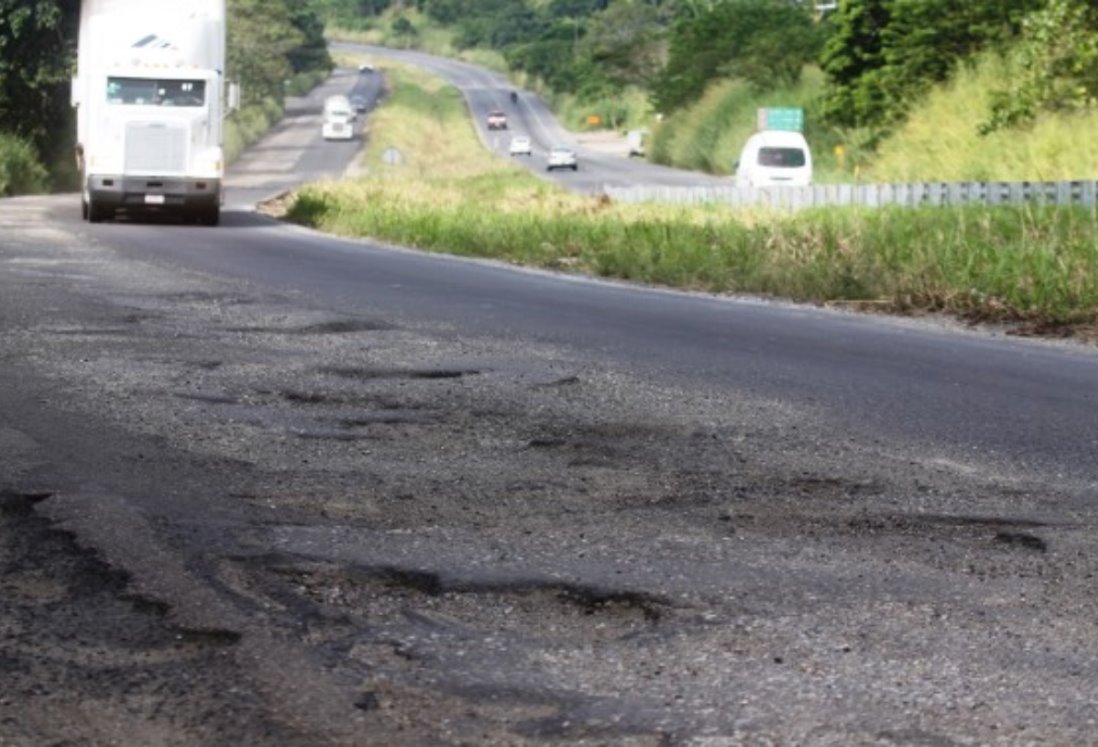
[
  {"left": 486, "top": 110, "right": 508, "bottom": 130},
  {"left": 324, "top": 95, "right": 355, "bottom": 122},
  {"left": 73, "top": 0, "right": 228, "bottom": 225},
  {"left": 510, "top": 90, "right": 518, "bottom": 104},
  {"left": 350, "top": 94, "right": 368, "bottom": 113},
  {"left": 546, "top": 145, "right": 578, "bottom": 172},
  {"left": 508, "top": 136, "right": 532, "bottom": 157},
  {"left": 626, "top": 129, "right": 647, "bottom": 158},
  {"left": 322, "top": 95, "right": 355, "bottom": 140},
  {"left": 322, "top": 115, "right": 354, "bottom": 141},
  {"left": 358, "top": 63, "right": 374, "bottom": 73},
  {"left": 733, "top": 130, "right": 812, "bottom": 188}
]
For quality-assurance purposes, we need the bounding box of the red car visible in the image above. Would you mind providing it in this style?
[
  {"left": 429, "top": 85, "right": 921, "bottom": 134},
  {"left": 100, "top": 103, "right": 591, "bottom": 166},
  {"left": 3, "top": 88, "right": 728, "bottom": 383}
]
[{"left": 486, "top": 110, "right": 508, "bottom": 130}]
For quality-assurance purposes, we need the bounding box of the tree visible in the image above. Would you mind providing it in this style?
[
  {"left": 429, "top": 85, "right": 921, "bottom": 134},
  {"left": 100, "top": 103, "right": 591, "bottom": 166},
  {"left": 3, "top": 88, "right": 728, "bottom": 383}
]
[
  {"left": 288, "top": 5, "right": 333, "bottom": 74},
  {"left": 227, "top": 0, "right": 305, "bottom": 105},
  {"left": 981, "top": 0, "right": 1098, "bottom": 132},
  {"left": 817, "top": 0, "right": 890, "bottom": 127},
  {"left": 0, "top": 0, "right": 78, "bottom": 165},
  {"left": 820, "top": 0, "right": 1039, "bottom": 128},
  {"left": 650, "top": 0, "right": 819, "bottom": 113},
  {"left": 579, "top": 0, "right": 664, "bottom": 88}
]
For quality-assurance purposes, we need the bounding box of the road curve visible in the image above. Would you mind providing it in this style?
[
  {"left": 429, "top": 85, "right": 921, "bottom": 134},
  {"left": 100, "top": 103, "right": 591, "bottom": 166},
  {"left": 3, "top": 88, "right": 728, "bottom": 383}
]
[{"left": 332, "top": 41, "right": 730, "bottom": 192}]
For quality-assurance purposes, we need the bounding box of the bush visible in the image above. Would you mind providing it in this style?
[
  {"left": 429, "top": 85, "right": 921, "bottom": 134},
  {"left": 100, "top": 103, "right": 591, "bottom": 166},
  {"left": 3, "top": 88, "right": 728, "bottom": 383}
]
[{"left": 0, "top": 133, "right": 48, "bottom": 196}]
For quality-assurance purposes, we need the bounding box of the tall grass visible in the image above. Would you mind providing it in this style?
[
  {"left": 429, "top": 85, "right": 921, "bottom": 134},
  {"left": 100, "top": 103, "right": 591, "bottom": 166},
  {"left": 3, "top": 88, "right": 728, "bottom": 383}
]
[
  {"left": 284, "top": 65, "right": 1098, "bottom": 331},
  {"left": 867, "top": 53, "right": 1098, "bottom": 183}
]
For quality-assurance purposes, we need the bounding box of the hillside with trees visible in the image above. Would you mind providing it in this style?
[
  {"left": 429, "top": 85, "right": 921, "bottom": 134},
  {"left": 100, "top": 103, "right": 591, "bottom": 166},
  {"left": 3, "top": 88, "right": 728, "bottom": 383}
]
[{"left": 6, "top": 0, "right": 1098, "bottom": 195}]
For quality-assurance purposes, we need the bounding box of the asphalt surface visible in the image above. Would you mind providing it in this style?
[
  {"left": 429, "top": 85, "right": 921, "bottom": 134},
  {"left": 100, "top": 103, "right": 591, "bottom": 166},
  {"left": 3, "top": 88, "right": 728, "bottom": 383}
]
[{"left": 3, "top": 61, "right": 1098, "bottom": 746}]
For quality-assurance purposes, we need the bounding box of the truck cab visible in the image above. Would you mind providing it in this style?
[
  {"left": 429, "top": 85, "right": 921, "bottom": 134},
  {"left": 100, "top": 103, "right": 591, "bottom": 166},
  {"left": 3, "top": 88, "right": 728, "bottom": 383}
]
[
  {"left": 322, "top": 95, "right": 356, "bottom": 141},
  {"left": 73, "top": 1, "right": 227, "bottom": 225}
]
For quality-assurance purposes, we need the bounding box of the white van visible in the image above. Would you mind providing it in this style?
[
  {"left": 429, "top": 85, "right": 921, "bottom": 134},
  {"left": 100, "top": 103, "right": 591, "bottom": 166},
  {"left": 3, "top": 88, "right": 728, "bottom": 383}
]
[{"left": 734, "top": 130, "right": 812, "bottom": 188}]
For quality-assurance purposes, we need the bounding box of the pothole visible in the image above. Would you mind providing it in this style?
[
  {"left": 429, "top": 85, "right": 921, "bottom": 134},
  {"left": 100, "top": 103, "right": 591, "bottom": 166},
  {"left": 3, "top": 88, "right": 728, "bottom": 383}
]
[
  {"left": 227, "top": 319, "right": 394, "bottom": 335},
  {"left": 267, "top": 562, "right": 674, "bottom": 644},
  {"left": 842, "top": 512, "right": 1050, "bottom": 552},
  {"left": 321, "top": 366, "right": 482, "bottom": 381}
]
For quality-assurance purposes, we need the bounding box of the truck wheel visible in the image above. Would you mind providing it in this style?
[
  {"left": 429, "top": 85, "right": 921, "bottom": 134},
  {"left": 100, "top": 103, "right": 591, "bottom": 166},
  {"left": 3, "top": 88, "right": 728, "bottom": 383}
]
[
  {"left": 199, "top": 206, "right": 220, "bottom": 227},
  {"left": 87, "top": 196, "right": 109, "bottom": 223}
]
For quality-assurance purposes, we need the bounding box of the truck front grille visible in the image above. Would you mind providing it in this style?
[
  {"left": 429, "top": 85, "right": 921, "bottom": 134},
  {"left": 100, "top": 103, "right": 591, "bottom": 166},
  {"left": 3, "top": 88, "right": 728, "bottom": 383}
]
[{"left": 124, "top": 123, "right": 187, "bottom": 174}]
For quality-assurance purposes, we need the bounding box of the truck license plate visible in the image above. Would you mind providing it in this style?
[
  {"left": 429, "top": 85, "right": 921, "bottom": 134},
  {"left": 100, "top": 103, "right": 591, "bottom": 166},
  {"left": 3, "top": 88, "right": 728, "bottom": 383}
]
[{"left": 144, "top": 194, "right": 165, "bottom": 205}]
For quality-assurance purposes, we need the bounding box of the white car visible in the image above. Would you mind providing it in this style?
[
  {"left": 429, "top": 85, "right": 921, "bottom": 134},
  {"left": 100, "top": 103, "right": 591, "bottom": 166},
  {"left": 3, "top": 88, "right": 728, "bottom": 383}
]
[
  {"left": 546, "top": 145, "right": 578, "bottom": 172},
  {"left": 509, "top": 136, "right": 532, "bottom": 157}
]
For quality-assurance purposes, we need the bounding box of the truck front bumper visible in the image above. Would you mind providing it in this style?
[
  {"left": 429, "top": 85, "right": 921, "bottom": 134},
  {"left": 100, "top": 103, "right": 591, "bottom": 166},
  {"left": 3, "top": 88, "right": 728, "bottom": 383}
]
[{"left": 88, "top": 175, "right": 221, "bottom": 212}]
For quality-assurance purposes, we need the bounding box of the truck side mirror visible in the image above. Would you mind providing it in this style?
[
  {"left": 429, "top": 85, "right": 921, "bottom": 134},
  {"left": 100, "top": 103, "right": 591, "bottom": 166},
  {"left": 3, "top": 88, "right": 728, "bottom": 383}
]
[{"left": 227, "top": 82, "right": 240, "bottom": 111}]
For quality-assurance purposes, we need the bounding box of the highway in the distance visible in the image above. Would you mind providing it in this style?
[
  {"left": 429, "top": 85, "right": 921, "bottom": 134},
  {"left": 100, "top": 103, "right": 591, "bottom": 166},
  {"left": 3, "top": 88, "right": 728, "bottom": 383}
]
[
  {"left": 332, "top": 41, "right": 731, "bottom": 191},
  {"left": 2, "top": 55, "right": 1098, "bottom": 744}
]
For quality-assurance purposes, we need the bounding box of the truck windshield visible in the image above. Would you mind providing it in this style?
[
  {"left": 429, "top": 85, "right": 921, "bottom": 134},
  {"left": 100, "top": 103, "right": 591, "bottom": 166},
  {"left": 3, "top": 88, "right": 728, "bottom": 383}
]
[{"left": 106, "top": 77, "right": 206, "bottom": 107}]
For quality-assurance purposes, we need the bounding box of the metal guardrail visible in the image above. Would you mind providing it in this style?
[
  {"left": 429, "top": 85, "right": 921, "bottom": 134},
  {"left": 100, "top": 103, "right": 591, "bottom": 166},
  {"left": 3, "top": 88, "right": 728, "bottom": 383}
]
[{"left": 603, "top": 181, "right": 1098, "bottom": 210}]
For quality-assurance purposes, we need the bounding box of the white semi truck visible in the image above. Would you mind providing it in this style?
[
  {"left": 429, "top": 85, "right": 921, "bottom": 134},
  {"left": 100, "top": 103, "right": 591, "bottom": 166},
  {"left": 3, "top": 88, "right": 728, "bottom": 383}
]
[{"left": 72, "top": 0, "right": 229, "bottom": 225}]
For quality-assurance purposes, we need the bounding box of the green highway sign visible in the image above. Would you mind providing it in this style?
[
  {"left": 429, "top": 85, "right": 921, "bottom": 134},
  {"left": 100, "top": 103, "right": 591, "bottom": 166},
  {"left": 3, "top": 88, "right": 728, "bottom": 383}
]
[{"left": 757, "top": 107, "right": 804, "bottom": 132}]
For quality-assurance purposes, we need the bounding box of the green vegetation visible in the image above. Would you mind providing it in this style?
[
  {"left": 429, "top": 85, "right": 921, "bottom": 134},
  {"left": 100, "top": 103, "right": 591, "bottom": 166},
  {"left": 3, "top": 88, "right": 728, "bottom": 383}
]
[
  {"left": 286, "top": 65, "right": 1098, "bottom": 333},
  {"left": 649, "top": 69, "right": 836, "bottom": 178},
  {"left": 981, "top": 0, "right": 1098, "bottom": 133},
  {"left": 224, "top": 0, "right": 332, "bottom": 161},
  {"left": 820, "top": 0, "right": 1038, "bottom": 132},
  {"left": 867, "top": 53, "right": 1098, "bottom": 182},
  {"left": 0, "top": 0, "right": 78, "bottom": 190},
  {"left": 0, "top": 132, "right": 48, "bottom": 196},
  {"left": 650, "top": 0, "right": 823, "bottom": 114}
]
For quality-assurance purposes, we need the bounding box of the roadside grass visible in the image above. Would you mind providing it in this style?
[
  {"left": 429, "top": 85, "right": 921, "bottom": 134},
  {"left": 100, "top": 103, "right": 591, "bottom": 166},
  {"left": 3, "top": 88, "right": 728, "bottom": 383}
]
[{"left": 284, "top": 65, "right": 1098, "bottom": 334}]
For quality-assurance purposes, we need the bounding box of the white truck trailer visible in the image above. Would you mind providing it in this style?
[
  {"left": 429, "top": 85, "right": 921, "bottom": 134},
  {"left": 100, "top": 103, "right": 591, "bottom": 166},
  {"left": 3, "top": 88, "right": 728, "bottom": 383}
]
[{"left": 72, "top": 0, "right": 228, "bottom": 225}]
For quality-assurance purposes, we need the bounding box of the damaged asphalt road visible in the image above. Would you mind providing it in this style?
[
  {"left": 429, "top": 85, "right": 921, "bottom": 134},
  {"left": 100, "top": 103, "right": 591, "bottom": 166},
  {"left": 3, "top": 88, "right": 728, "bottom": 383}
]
[{"left": 4, "top": 195, "right": 1098, "bottom": 745}]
